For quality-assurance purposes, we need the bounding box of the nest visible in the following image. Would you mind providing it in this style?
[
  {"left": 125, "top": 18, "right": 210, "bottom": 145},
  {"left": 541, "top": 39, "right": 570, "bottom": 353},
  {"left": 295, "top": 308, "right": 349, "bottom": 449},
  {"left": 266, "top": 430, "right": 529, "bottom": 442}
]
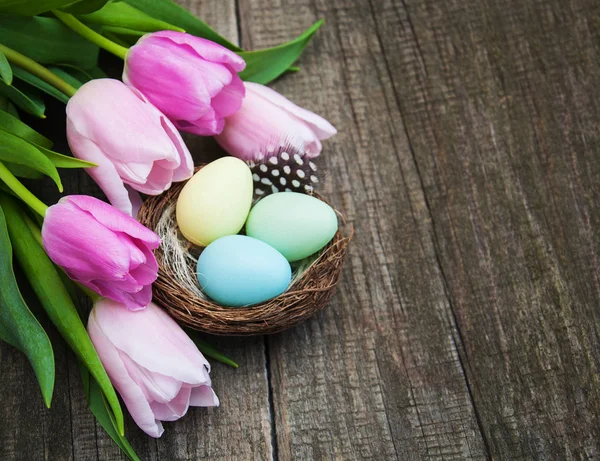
[{"left": 138, "top": 166, "right": 352, "bottom": 336}]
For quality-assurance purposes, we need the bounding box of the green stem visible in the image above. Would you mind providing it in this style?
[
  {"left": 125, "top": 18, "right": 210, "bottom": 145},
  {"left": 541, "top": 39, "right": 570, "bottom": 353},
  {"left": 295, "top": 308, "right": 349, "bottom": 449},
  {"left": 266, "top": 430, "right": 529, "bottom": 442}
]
[
  {"left": 53, "top": 10, "right": 128, "bottom": 60},
  {"left": 0, "top": 43, "right": 77, "bottom": 98},
  {"left": 0, "top": 161, "right": 48, "bottom": 217}
]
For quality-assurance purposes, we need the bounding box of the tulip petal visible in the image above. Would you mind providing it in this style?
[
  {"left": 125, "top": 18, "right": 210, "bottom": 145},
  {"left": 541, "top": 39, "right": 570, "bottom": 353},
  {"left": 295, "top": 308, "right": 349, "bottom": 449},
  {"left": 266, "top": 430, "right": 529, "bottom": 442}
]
[
  {"left": 190, "top": 385, "right": 219, "bottom": 407},
  {"left": 67, "top": 79, "right": 181, "bottom": 165},
  {"left": 121, "top": 352, "right": 183, "bottom": 403},
  {"left": 43, "top": 198, "right": 132, "bottom": 280},
  {"left": 246, "top": 82, "right": 337, "bottom": 142},
  {"left": 88, "top": 308, "right": 165, "bottom": 438},
  {"left": 67, "top": 195, "right": 160, "bottom": 248},
  {"left": 148, "top": 31, "right": 246, "bottom": 72},
  {"left": 211, "top": 73, "right": 245, "bottom": 119},
  {"left": 126, "top": 186, "right": 144, "bottom": 219},
  {"left": 66, "top": 120, "right": 134, "bottom": 216},
  {"left": 215, "top": 88, "right": 318, "bottom": 161},
  {"left": 93, "top": 301, "right": 211, "bottom": 383},
  {"left": 150, "top": 386, "right": 192, "bottom": 421},
  {"left": 159, "top": 118, "right": 194, "bottom": 182},
  {"left": 90, "top": 280, "right": 151, "bottom": 310}
]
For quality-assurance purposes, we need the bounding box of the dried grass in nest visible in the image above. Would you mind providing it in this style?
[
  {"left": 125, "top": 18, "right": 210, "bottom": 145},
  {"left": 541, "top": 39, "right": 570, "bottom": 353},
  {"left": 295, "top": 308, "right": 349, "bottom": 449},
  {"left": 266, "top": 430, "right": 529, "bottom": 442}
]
[{"left": 138, "top": 166, "right": 352, "bottom": 336}]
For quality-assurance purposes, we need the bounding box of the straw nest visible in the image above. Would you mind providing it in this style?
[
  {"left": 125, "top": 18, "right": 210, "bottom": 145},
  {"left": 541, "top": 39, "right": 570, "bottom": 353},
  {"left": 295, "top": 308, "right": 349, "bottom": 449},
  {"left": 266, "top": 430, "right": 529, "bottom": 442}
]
[{"left": 138, "top": 165, "right": 352, "bottom": 336}]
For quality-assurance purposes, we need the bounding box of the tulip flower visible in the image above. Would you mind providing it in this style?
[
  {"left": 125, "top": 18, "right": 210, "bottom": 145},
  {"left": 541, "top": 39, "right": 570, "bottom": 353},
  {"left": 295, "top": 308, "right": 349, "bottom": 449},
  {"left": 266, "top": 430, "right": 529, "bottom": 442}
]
[
  {"left": 88, "top": 299, "right": 218, "bottom": 437},
  {"left": 66, "top": 78, "right": 193, "bottom": 216},
  {"left": 124, "top": 31, "right": 246, "bottom": 136},
  {"left": 42, "top": 195, "right": 160, "bottom": 310},
  {"left": 215, "top": 82, "right": 337, "bottom": 161}
]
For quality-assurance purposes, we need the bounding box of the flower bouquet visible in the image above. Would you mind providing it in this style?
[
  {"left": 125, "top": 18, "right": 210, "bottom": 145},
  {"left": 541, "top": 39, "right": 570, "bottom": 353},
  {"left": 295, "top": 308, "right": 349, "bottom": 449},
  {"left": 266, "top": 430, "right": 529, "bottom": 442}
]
[{"left": 0, "top": 0, "right": 347, "bottom": 458}]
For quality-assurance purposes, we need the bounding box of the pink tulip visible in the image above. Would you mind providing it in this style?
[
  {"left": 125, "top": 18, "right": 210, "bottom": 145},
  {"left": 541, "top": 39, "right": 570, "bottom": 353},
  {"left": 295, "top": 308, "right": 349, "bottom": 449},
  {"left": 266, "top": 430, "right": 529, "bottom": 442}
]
[
  {"left": 124, "top": 31, "right": 246, "bottom": 136},
  {"left": 42, "top": 195, "right": 160, "bottom": 310},
  {"left": 67, "top": 78, "right": 193, "bottom": 216},
  {"left": 88, "top": 299, "right": 218, "bottom": 437},
  {"left": 215, "top": 82, "right": 337, "bottom": 161}
]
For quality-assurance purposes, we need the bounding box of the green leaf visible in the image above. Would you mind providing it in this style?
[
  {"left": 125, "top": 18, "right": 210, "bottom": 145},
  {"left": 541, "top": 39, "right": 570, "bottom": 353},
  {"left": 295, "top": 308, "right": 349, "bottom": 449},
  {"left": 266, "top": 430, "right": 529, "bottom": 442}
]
[
  {"left": 102, "top": 25, "right": 145, "bottom": 37},
  {"left": 0, "top": 80, "right": 45, "bottom": 118},
  {"left": 0, "top": 0, "right": 75, "bottom": 15},
  {"left": 35, "top": 144, "right": 97, "bottom": 169},
  {"left": 0, "top": 15, "right": 99, "bottom": 69},
  {"left": 0, "top": 51, "right": 13, "bottom": 85},
  {"left": 238, "top": 20, "right": 323, "bottom": 84},
  {"left": 5, "top": 162, "right": 44, "bottom": 180},
  {"left": 54, "top": 64, "right": 107, "bottom": 83},
  {"left": 0, "top": 109, "right": 53, "bottom": 147},
  {"left": 0, "top": 196, "right": 125, "bottom": 435},
  {"left": 49, "top": 66, "right": 84, "bottom": 90},
  {"left": 0, "top": 203, "right": 54, "bottom": 408},
  {"left": 80, "top": 1, "right": 184, "bottom": 33},
  {"left": 12, "top": 67, "right": 70, "bottom": 104},
  {"left": 61, "top": 0, "right": 109, "bottom": 14},
  {"left": 0, "top": 96, "right": 19, "bottom": 118},
  {"left": 0, "top": 129, "right": 62, "bottom": 190},
  {"left": 80, "top": 365, "right": 140, "bottom": 461},
  {"left": 124, "top": 0, "right": 241, "bottom": 50},
  {"left": 186, "top": 329, "right": 239, "bottom": 368}
]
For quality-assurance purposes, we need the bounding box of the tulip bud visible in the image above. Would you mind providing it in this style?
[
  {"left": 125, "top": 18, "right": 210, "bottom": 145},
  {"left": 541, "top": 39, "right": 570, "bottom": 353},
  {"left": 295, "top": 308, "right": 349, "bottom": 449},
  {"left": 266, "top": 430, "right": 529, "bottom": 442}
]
[
  {"left": 66, "top": 79, "right": 193, "bottom": 216},
  {"left": 124, "top": 31, "right": 246, "bottom": 136},
  {"left": 42, "top": 195, "right": 161, "bottom": 310},
  {"left": 215, "top": 82, "right": 337, "bottom": 162},
  {"left": 88, "top": 299, "right": 218, "bottom": 437}
]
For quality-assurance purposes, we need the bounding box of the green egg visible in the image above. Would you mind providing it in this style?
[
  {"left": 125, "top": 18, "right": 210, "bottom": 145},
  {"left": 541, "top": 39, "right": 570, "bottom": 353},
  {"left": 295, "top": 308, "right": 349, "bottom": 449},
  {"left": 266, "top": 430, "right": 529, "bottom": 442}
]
[{"left": 245, "top": 192, "right": 338, "bottom": 262}]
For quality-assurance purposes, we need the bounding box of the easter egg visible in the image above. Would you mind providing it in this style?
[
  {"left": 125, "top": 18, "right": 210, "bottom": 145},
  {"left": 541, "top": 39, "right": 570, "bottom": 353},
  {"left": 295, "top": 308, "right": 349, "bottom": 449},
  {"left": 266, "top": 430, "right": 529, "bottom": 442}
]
[
  {"left": 246, "top": 192, "right": 338, "bottom": 262},
  {"left": 176, "top": 157, "right": 253, "bottom": 246},
  {"left": 196, "top": 235, "right": 292, "bottom": 306}
]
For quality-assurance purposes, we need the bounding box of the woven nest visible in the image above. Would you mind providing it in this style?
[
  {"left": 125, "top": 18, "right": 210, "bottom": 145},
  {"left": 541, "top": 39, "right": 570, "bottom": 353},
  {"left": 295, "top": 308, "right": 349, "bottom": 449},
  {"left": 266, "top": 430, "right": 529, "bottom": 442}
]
[{"left": 138, "top": 165, "right": 352, "bottom": 336}]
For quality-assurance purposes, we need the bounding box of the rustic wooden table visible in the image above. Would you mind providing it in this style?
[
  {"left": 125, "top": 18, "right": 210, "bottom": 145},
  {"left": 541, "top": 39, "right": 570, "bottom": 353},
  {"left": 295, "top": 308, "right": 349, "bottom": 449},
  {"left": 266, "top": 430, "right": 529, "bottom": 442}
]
[{"left": 2, "top": 0, "right": 600, "bottom": 459}]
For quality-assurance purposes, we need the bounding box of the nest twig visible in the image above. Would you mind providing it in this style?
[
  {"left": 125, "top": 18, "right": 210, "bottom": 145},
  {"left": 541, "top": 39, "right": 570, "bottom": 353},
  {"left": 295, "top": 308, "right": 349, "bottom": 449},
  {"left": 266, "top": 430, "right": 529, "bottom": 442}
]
[{"left": 138, "top": 165, "right": 352, "bottom": 336}]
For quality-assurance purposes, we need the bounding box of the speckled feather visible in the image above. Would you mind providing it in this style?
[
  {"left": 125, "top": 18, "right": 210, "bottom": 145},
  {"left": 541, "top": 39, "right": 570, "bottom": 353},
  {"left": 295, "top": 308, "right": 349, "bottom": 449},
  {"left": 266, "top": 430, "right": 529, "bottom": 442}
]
[{"left": 246, "top": 142, "right": 320, "bottom": 197}]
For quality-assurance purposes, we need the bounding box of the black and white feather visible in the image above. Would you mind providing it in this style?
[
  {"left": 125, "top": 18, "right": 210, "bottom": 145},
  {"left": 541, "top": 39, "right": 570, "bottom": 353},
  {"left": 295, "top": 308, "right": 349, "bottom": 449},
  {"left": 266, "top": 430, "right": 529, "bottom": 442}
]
[{"left": 247, "top": 140, "right": 320, "bottom": 198}]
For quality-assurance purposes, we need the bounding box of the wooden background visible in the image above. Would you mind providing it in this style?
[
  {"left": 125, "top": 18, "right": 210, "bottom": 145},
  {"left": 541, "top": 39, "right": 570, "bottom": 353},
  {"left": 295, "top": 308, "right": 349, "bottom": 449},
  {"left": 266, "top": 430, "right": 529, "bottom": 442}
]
[{"left": 2, "top": 0, "right": 600, "bottom": 459}]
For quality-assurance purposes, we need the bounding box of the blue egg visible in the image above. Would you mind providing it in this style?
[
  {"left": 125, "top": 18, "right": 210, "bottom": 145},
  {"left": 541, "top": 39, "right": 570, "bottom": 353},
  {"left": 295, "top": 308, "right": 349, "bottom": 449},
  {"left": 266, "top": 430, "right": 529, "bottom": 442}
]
[{"left": 196, "top": 235, "right": 292, "bottom": 307}]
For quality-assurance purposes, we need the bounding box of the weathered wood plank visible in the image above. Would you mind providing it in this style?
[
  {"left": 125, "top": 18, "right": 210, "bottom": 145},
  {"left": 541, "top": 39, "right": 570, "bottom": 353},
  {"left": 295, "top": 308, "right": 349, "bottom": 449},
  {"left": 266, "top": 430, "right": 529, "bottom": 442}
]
[
  {"left": 370, "top": 0, "right": 600, "bottom": 458},
  {"left": 238, "top": 0, "right": 487, "bottom": 459},
  {"left": 0, "top": 2, "right": 274, "bottom": 460}
]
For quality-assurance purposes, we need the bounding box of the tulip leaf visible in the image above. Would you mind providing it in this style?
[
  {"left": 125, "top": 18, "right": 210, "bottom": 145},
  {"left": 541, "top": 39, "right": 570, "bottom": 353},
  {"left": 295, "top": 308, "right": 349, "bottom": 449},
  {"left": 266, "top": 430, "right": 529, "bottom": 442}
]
[
  {"left": 0, "top": 203, "right": 55, "bottom": 408},
  {"left": 0, "top": 51, "right": 13, "bottom": 85},
  {"left": 49, "top": 66, "right": 84, "bottom": 90},
  {"left": 0, "top": 96, "right": 19, "bottom": 119},
  {"left": 0, "top": 80, "right": 45, "bottom": 118},
  {"left": 5, "top": 162, "right": 44, "bottom": 180},
  {"left": 0, "top": 15, "right": 99, "bottom": 69},
  {"left": 53, "top": 64, "right": 107, "bottom": 84},
  {"left": 101, "top": 26, "right": 144, "bottom": 47},
  {"left": 0, "top": 0, "right": 75, "bottom": 15},
  {"left": 0, "top": 196, "right": 125, "bottom": 435},
  {"left": 13, "top": 67, "right": 70, "bottom": 104},
  {"left": 35, "top": 144, "right": 97, "bottom": 169},
  {"left": 79, "top": 1, "right": 184, "bottom": 33},
  {"left": 238, "top": 20, "right": 323, "bottom": 84},
  {"left": 0, "top": 109, "right": 53, "bottom": 148},
  {"left": 185, "top": 330, "right": 239, "bottom": 368},
  {"left": 124, "top": 0, "right": 241, "bottom": 50},
  {"left": 80, "top": 365, "right": 140, "bottom": 461},
  {"left": 0, "top": 129, "right": 62, "bottom": 190},
  {"left": 61, "top": 0, "right": 110, "bottom": 14}
]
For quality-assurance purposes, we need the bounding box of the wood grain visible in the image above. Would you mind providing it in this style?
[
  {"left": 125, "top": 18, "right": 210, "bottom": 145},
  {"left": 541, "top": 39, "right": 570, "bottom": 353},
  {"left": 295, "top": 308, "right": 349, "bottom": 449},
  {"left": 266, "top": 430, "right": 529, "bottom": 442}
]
[
  {"left": 370, "top": 0, "right": 600, "bottom": 458},
  {"left": 238, "top": 0, "right": 487, "bottom": 459},
  {"left": 2, "top": 0, "right": 600, "bottom": 459}
]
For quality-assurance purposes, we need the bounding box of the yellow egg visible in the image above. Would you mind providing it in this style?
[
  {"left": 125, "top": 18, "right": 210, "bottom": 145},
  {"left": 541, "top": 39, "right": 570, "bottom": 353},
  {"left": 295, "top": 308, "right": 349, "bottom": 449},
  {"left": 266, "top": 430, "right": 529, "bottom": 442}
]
[{"left": 176, "top": 157, "right": 253, "bottom": 246}]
